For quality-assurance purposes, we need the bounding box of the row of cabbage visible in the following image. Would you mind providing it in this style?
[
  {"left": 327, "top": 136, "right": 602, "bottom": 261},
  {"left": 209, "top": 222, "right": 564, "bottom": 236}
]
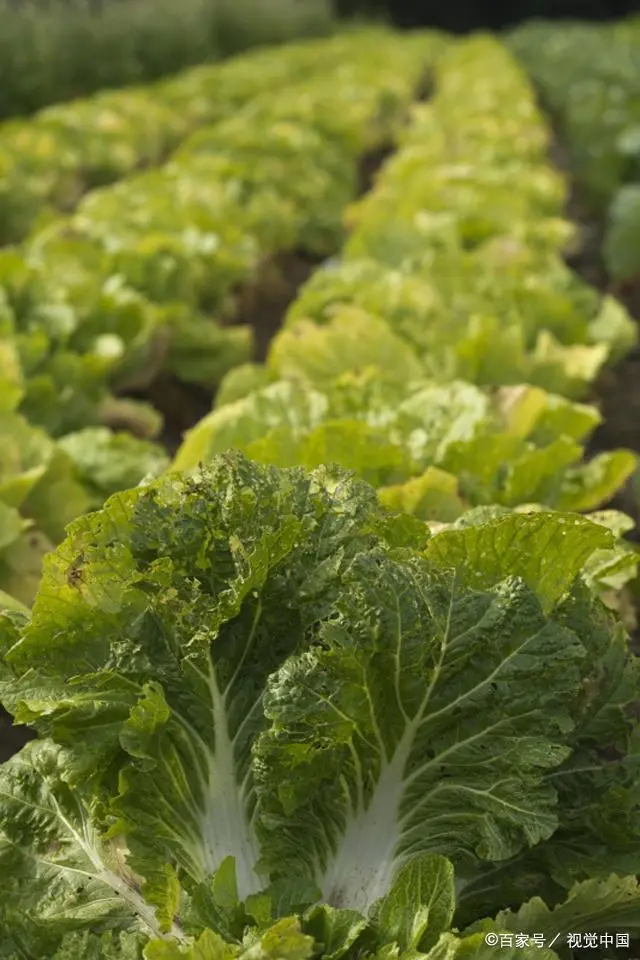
[
  {"left": 0, "top": 33, "right": 358, "bottom": 246},
  {"left": 509, "top": 19, "right": 640, "bottom": 285},
  {"left": 0, "top": 27, "right": 443, "bottom": 610},
  {"left": 3, "top": 31, "right": 640, "bottom": 960},
  {"left": 174, "top": 33, "right": 640, "bottom": 615}
]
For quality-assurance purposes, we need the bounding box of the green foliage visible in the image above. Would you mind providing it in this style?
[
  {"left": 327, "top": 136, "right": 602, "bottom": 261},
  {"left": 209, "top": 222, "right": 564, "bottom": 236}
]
[
  {"left": 1, "top": 454, "right": 639, "bottom": 956},
  {"left": 0, "top": 29, "right": 439, "bottom": 442},
  {"left": 0, "top": 31, "right": 355, "bottom": 245},
  {"left": 510, "top": 19, "right": 640, "bottom": 281},
  {"left": 0, "top": 0, "right": 334, "bottom": 120},
  {"left": 174, "top": 34, "right": 637, "bottom": 544},
  {"left": 605, "top": 185, "right": 640, "bottom": 282},
  {"left": 1, "top": 25, "right": 640, "bottom": 960},
  {"left": 175, "top": 371, "right": 637, "bottom": 519},
  {"left": 0, "top": 408, "right": 167, "bottom": 605}
]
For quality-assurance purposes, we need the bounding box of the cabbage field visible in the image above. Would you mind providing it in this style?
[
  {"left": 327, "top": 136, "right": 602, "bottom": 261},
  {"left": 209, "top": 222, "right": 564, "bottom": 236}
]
[{"left": 2, "top": 20, "right": 640, "bottom": 959}]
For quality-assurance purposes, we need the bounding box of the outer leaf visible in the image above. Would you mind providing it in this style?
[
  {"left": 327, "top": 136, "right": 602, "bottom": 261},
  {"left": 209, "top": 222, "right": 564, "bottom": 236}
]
[
  {"left": 21, "top": 444, "right": 92, "bottom": 544},
  {"left": 0, "top": 527, "right": 54, "bottom": 608},
  {"left": 144, "top": 929, "right": 236, "bottom": 960},
  {"left": 50, "top": 931, "right": 147, "bottom": 960},
  {"left": 167, "top": 320, "right": 253, "bottom": 389},
  {"left": 241, "top": 917, "right": 316, "bottom": 960},
  {"left": 268, "top": 309, "right": 424, "bottom": 388},
  {"left": 0, "top": 412, "right": 52, "bottom": 509},
  {"left": 0, "top": 739, "right": 173, "bottom": 950},
  {"left": 246, "top": 420, "right": 411, "bottom": 487},
  {"left": 604, "top": 185, "right": 640, "bottom": 282},
  {"left": 0, "top": 338, "right": 24, "bottom": 413},
  {"left": 255, "top": 545, "right": 588, "bottom": 911},
  {"left": 0, "top": 587, "right": 30, "bottom": 615},
  {"left": 302, "top": 904, "right": 369, "bottom": 960},
  {"left": 378, "top": 468, "right": 465, "bottom": 523},
  {"left": 144, "top": 919, "right": 315, "bottom": 960},
  {"left": 0, "top": 501, "right": 25, "bottom": 553},
  {"left": 371, "top": 855, "right": 455, "bottom": 952},
  {"left": 587, "top": 295, "right": 637, "bottom": 362},
  {"left": 487, "top": 874, "right": 640, "bottom": 942},
  {"left": 423, "top": 931, "right": 559, "bottom": 959},
  {"left": 58, "top": 428, "right": 170, "bottom": 506},
  {"left": 429, "top": 506, "right": 639, "bottom": 610},
  {"left": 580, "top": 511, "right": 639, "bottom": 600},
  {"left": 0, "top": 455, "right": 388, "bottom": 908},
  {"left": 454, "top": 582, "right": 640, "bottom": 924},
  {"left": 422, "top": 512, "right": 613, "bottom": 609},
  {"left": 555, "top": 450, "right": 637, "bottom": 513},
  {"left": 173, "top": 382, "right": 329, "bottom": 474},
  {"left": 215, "top": 365, "right": 274, "bottom": 408}
]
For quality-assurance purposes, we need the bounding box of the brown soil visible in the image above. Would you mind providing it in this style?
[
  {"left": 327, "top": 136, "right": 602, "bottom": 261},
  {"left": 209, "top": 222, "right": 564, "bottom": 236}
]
[
  {"left": 0, "top": 709, "right": 34, "bottom": 764},
  {"left": 237, "top": 250, "right": 325, "bottom": 364}
]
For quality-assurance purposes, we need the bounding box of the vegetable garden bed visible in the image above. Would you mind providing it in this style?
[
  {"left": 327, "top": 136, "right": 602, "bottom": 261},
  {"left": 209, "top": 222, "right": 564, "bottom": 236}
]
[{"left": 2, "top": 23, "right": 640, "bottom": 960}]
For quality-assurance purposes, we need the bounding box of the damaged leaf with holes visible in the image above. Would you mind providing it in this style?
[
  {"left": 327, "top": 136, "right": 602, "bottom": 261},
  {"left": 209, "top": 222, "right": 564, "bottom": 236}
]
[{"left": 1, "top": 455, "right": 639, "bottom": 954}]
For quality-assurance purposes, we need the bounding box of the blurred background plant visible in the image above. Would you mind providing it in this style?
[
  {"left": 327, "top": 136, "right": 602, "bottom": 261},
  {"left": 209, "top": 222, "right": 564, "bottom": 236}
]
[{"left": 0, "top": 0, "right": 334, "bottom": 119}]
